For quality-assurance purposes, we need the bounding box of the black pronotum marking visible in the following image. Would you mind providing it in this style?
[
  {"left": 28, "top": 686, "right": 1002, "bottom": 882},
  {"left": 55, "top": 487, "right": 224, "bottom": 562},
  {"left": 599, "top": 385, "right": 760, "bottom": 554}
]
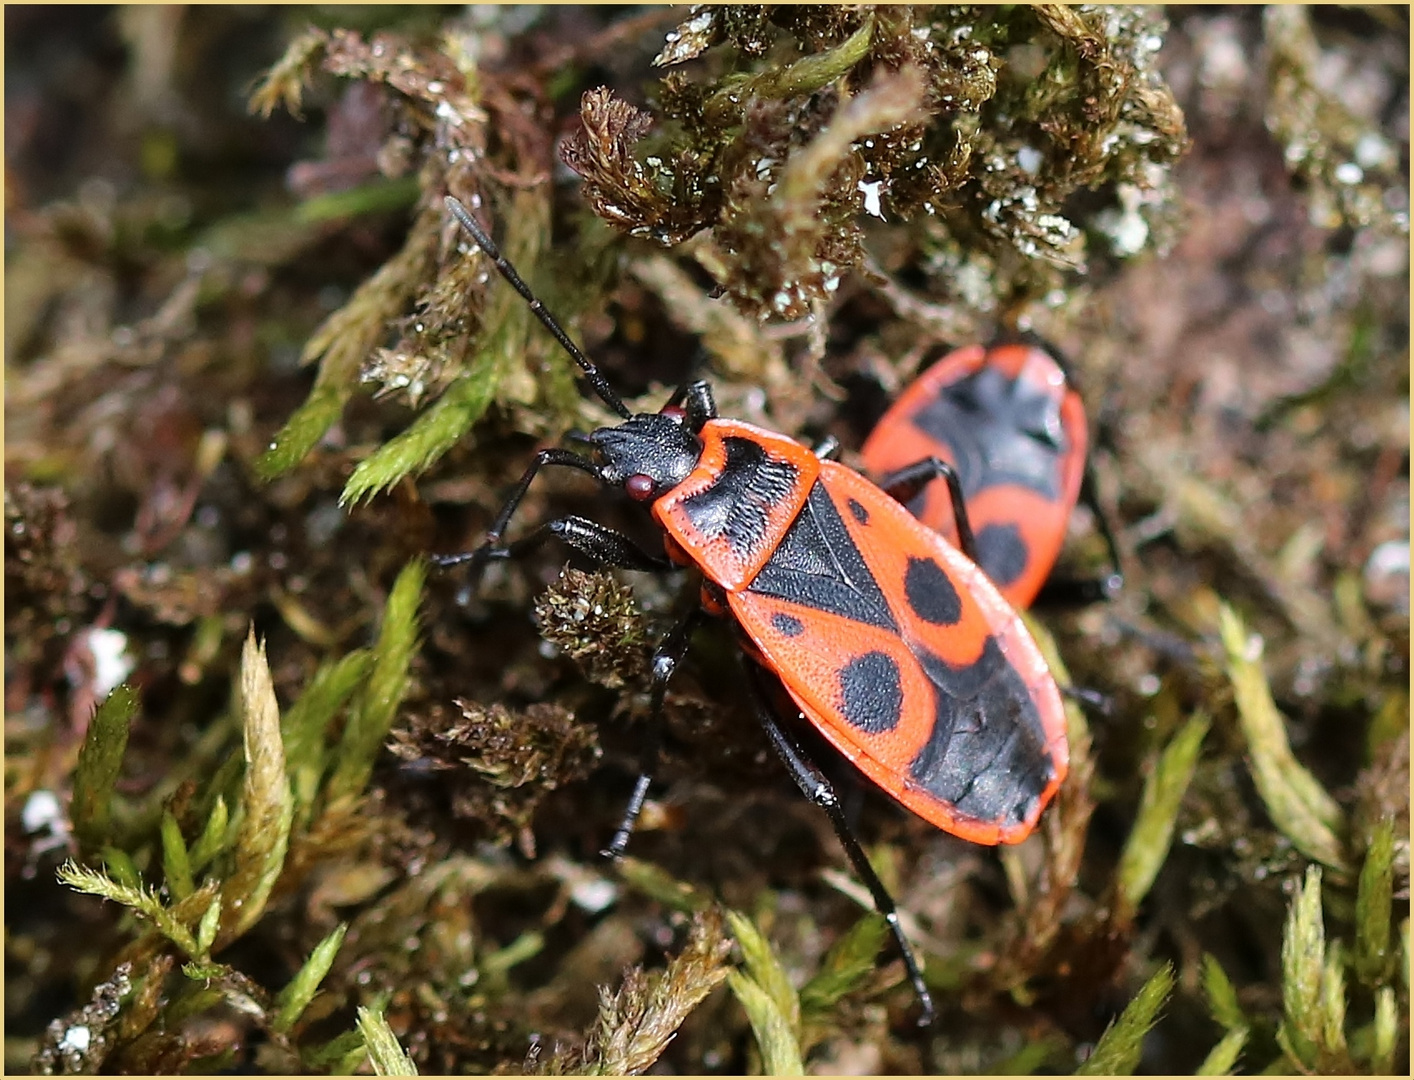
[
  {"left": 908, "top": 636, "right": 1052, "bottom": 828},
  {"left": 847, "top": 498, "right": 870, "bottom": 525},
  {"left": 975, "top": 523, "right": 1030, "bottom": 587},
  {"left": 771, "top": 612, "right": 805, "bottom": 637},
  {"left": 911, "top": 366, "right": 1067, "bottom": 499},
  {"left": 839, "top": 651, "right": 903, "bottom": 733},
  {"left": 679, "top": 437, "right": 799, "bottom": 560},
  {"left": 903, "top": 556, "right": 962, "bottom": 626},
  {"left": 749, "top": 482, "right": 897, "bottom": 631}
]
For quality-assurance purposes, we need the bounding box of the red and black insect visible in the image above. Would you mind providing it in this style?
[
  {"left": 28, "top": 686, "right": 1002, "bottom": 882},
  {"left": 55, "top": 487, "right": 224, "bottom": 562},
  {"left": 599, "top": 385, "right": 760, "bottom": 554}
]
[
  {"left": 860, "top": 342, "right": 1123, "bottom": 609},
  {"left": 438, "top": 197, "right": 1069, "bottom": 1027}
]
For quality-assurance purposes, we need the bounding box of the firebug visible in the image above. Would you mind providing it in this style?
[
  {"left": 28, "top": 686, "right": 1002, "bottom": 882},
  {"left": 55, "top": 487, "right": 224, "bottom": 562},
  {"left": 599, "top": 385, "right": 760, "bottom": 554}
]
[
  {"left": 437, "top": 196, "right": 1071, "bottom": 1027},
  {"left": 860, "top": 341, "right": 1123, "bottom": 609}
]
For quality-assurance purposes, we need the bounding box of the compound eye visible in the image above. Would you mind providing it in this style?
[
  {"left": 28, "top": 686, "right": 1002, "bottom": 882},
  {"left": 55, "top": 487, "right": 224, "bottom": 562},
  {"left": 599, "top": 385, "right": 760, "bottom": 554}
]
[
  {"left": 660, "top": 405, "right": 687, "bottom": 423},
  {"left": 625, "top": 474, "right": 656, "bottom": 501}
]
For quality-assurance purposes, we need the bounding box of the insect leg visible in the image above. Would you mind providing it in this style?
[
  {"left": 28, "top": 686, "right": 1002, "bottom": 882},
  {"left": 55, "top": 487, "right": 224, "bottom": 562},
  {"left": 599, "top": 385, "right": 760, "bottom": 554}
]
[
  {"left": 435, "top": 448, "right": 668, "bottom": 576},
  {"left": 1061, "top": 683, "right": 1114, "bottom": 716},
  {"left": 877, "top": 457, "right": 980, "bottom": 565},
  {"left": 664, "top": 379, "right": 718, "bottom": 432},
  {"left": 812, "top": 434, "right": 842, "bottom": 461},
  {"left": 742, "top": 661, "right": 936, "bottom": 1028},
  {"left": 1079, "top": 464, "right": 1125, "bottom": 596},
  {"left": 486, "top": 515, "right": 672, "bottom": 571},
  {"left": 1030, "top": 468, "right": 1124, "bottom": 607},
  {"left": 602, "top": 604, "right": 705, "bottom": 859}
]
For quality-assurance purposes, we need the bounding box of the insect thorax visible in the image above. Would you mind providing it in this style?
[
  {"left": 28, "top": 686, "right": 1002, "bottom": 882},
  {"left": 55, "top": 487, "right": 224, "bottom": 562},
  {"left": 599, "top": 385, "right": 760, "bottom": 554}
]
[{"left": 652, "top": 419, "right": 820, "bottom": 591}]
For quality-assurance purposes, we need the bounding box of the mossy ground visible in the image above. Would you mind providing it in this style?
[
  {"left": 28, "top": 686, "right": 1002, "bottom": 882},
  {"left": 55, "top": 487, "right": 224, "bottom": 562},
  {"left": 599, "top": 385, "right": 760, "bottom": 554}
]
[{"left": 5, "top": 6, "right": 1408, "bottom": 1075}]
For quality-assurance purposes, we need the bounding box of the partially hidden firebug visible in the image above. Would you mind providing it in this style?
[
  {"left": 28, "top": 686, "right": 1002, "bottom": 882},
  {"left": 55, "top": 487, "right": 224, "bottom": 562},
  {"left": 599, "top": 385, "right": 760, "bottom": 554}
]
[
  {"left": 438, "top": 197, "right": 1070, "bottom": 1027},
  {"left": 860, "top": 341, "right": 1124, "bottom": 609}
]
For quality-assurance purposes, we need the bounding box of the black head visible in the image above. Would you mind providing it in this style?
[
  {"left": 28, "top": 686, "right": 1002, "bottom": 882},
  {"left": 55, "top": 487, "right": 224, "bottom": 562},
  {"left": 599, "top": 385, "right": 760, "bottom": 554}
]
[{"left": 591, "top": 411, "right": 702, "bottom": 503}]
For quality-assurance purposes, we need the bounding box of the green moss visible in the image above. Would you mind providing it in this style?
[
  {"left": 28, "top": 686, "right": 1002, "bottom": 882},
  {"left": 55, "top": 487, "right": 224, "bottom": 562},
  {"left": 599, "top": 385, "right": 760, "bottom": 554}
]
[
  {"left": 356, "top": 1006, "right": 419, "bottom": 1076},
  {"left": 1076, "top": 963, "right": 1175, "bottom": 1075},
  {"left": 11, "top": 6, "right": 1409, "bottom": 1075},
  {"left": 71, "top": 685, "right": 139, "bottom": 856},
  {"left": 1220, "top": 605, "right": 1350, "bottom": 873},
  {"left": 327, "top": 559, "right": 424, "bottom": 802},
  {"left": 1114, "top": 711, "right": 1210, "bottom": 920}
]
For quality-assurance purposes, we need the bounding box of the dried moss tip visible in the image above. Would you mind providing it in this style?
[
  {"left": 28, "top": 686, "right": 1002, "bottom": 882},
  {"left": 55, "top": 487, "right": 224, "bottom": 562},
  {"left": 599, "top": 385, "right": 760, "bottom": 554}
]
[
  {"left": 389, "top": 698, "right": 599, "bottom": 849},
  {"left": 259, "top": 210, "right": 443, "bottom": 482},
  {"left": 714, "top": 63, "right": 930, "bottom": 321},
  {"left": 533, "top": 566, "right": 653, "bottom": 689},
  {"left": 563, "top": 6, "right": 1188, "bottom": 320},
  {"left": 544, "top": 907, "right": 733, "bottom": 1075},
  {"left": 336, "top": 186, "right": 551, "bottom": 506},
  {"left": 248, "top": 28, "right": 327, "bottom": 119},
  {"left": 218, "top": 630, "right": 292, "bottom": 947}
]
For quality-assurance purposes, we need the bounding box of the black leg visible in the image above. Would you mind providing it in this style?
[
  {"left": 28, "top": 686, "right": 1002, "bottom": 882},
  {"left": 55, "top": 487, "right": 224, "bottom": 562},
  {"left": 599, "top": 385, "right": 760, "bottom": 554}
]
[
  {"left": 877, "top": 456, "right": 979, "bottom": 565},
  {"left": 433, "top": 447, "right": 669, "bottom": 577},
  {"left": 1062, "top": 683, "right": 1114, "bottom": 716},
  {"left": 1031, "top": 575, "right": 1121, "bottom": 607},
  {"left": 812, "top": 434, "right": 841, "bottom": 461},
  {"left": 439, "top": 514, "right": 670, "bottom": 574},
  {"left": 836, "top": 770, "right": 866, "bottom": 835},
  {"left": 665, "top": 378, "right": 718, "bottom": 433},
  {"left": 602, "top": 604, "right": 705, "bottom": 858},
  {"left": 1078, "top": 464, "right": 1125, "bottom": 596},
  {"left": 1029, "top": 468, "right": 1124, "bottom": 608},
  {"left": 742, "top": 661, "right": 936, "bottom": 1027}
]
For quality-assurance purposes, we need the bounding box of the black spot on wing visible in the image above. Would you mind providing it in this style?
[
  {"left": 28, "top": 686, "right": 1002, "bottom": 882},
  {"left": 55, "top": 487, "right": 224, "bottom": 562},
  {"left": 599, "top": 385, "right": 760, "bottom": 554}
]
[
  {"left": 679, "top": 437, "right": 799, "bottom": 560},
  {"left": 748, "top": 482, "right": 897, "bottom": 631},
  {"left": 839, "top": 651, "right": 902, "bottom": 733},
  {"left": 911, "top": 366, "right": 1067, "bottom": 500},
  {"left": 847, "top": 498, "right": 870, "bottom": 525},
  {"left": 975, "top": 522, "right": 1030, "bottom": 587},
  {"left": 908, "top": 637, "right": 1054, "bottom": 829},
  {"left": 904, "top": 556, "right": 962, "bottom": 626},
  {"left": 772, "top": 612, "right": 805, "bottom": 637}
]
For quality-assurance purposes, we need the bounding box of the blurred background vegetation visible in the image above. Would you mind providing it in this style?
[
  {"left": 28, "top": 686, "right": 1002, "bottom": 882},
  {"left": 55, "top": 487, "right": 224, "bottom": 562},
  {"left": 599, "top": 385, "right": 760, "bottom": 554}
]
[{"left": 5, "top": 5, "right": 1408, "bottom": 1075}]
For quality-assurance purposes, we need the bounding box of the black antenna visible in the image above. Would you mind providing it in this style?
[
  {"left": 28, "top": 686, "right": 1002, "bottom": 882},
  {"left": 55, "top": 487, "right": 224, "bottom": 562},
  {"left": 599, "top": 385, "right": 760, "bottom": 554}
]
[{"left": 445, "top": 196, "right": 632, "bottom": 420}]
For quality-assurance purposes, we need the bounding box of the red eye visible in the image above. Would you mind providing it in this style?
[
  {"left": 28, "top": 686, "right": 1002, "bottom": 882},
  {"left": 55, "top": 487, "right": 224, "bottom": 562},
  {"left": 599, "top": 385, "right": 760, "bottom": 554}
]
[
  {"left": 661, "top": 405, "right": 687, "bottom": 423},
  {"left": 626, "top": 474, "right": 656, "bottom": 501}
]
